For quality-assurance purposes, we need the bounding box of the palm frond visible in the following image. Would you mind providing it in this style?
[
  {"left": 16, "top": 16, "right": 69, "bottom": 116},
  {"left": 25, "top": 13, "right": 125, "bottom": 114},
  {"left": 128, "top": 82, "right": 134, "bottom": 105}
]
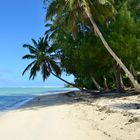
[
  {"left": 47, "top": 44, "right": 58, "bottom": 53},
  {"left": 45, "top": 23, "right": 52, "bottom": 28},
  {"left": 38, "top": 37, "right": 49, "bottom": 52},
  {"left": 46, "top": 0, "right": 65, "bottom": 20},
  {"left": 23, "top": 44, "right": 38, "bottom": 54},
  {"left": 41, "top": 63, "right": 50, "bottom": 81},
  {"left": 48, "top": 58, "right": 61, "bottom": 76},
  {"left": 22, "top": 61, "right": 36, "bottom": 76},
  {"left": 31, "top": 39, "right": 39, "bottom": 48},
  {"left": 22, "top": 54, "right": 36, "bottom": 59},
  {"left": 29, "top": 62, "right": 40, "bottom": 80}
]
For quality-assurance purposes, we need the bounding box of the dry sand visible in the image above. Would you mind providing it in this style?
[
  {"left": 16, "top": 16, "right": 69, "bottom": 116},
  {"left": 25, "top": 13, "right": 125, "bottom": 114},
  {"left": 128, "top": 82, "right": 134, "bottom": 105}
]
[{"left": 0, "top": 92, "right": 140, "bottom": 140}]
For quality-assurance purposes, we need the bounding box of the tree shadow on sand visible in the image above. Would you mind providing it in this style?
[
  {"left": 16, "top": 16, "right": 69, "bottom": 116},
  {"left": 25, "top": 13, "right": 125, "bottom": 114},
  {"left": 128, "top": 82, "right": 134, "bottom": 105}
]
[
  {"left": 18, "top": 92, "right": 83, "bottom": 111},
  {"left": 112, "top": 103, "right": 140, "bottom": 110},
  {"left": 17, "top": 90, "right": 140, "bottom": 111}
]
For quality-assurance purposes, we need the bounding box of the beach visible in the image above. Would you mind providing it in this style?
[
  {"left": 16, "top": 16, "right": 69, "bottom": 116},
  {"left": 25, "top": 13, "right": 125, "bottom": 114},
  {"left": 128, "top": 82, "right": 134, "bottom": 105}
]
[{"left": 0, "top": 91, "right": 140, "bottom": 140}]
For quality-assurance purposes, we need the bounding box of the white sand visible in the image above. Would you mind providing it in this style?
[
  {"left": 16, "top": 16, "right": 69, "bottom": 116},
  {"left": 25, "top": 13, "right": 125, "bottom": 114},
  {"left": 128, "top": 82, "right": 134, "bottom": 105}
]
[{"left": 0, "top": 93, "right": 140, "bottom": 140}]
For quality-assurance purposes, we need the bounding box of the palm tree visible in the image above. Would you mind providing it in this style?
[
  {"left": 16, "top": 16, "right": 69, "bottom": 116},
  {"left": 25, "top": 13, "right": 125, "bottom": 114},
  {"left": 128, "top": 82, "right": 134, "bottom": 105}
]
[
  {"left": 22, "top": 37, "right": 78, "bottom": 88},
  {"left": 45, "top": 0, "right": 140, "bottom": 91}
]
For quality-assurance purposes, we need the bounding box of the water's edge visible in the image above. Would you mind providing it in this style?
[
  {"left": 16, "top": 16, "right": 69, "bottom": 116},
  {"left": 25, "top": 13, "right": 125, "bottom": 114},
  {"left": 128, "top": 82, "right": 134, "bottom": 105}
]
[
  {"left": 8, "top": 97, "right": 35, "bottom": 110},
  {"left": 0, "top": 90, "right": 77, "bottom": 114},
  {"left": 19, "top": 90, "right": 74, "bottom": 109}
]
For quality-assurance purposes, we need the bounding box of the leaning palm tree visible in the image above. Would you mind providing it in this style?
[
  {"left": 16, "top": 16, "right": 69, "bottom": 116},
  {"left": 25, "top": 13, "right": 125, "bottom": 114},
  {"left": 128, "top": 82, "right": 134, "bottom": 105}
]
[
  {"left": 44, "top": 0, "right": 140, "bottom": 91},
  {"left": 22, "top": 37, "right": 78, "bottom": 88}
]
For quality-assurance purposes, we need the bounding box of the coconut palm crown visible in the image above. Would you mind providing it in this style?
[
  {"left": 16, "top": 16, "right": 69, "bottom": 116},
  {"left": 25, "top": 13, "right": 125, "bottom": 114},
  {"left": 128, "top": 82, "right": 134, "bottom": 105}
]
[{"left": 22, "top": 37, "right": 61, "bottom": 81}]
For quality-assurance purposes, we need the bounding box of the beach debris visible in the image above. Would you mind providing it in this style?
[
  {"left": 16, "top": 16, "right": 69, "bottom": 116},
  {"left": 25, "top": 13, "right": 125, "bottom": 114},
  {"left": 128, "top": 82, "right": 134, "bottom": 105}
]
[
  {"left": 97, "top": 106, "right": 116, "bottom": 113},
  {"left": 125, "top": 117, "right": 140, "bottom": 125},
  {"left": 128, "top": 117, "right": 140, "bottom": 123}
]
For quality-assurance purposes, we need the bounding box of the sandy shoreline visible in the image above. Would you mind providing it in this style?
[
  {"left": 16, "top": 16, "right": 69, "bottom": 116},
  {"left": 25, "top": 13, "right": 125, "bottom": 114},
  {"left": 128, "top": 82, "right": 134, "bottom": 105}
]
[{"left": 0, "top": 91, "right": 140, "bottom": 140}]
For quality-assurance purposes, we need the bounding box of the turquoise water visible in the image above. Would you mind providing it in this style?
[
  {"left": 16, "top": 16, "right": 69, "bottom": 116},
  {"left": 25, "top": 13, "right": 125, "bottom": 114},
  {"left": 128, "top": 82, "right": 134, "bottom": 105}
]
[{"left": 0, "top": 87, "right": 77, "bottom": 111}]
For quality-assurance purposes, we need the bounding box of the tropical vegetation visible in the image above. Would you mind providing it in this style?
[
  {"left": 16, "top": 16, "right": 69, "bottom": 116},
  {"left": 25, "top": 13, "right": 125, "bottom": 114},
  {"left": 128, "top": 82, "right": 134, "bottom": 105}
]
[{"left": 22, "top": 0, "right": 140, "bottom": 92}]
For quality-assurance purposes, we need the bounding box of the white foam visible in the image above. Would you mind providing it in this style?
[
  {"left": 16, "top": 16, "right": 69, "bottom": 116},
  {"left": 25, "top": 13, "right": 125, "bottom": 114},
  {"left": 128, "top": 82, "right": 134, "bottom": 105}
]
[
  {"left": 0, "top": 98, "right": 33, "bottom": 117},
  {"left": 5, "top": 97, "right": 34, "bottom": 111}
]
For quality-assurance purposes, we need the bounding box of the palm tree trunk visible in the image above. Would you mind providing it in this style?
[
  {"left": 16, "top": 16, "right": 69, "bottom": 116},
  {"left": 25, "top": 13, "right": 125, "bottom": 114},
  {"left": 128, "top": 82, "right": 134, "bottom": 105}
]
[
  {"left": 103, "top": 76, "right": 109, "bottom": 91},
  {"left": 130, "top": 64, "right": 137, "bottom": 80},
  {"left": 113, "top": 61, "right": 124, "bottom": 92},
  {"left": 130, "top": 64, "right": 137, "bottom": 88},
  {"left": 85, "top": 11, "right": 140, "bottom": 92},
  {"left": 120, "top": 73, "right": 126, "bottom": 90},
  {"left": 50, "top": 72, "right": 81, "bottom": 89},
  {"left": 91, "top": 77, "right": 103, "bottom": 91}
]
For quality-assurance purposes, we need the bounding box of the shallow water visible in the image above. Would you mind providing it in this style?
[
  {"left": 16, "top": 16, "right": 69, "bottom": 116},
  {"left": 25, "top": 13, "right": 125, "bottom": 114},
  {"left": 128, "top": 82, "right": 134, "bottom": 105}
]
[{"left": 0, "top": 87, "right": 77, "bottom": 111}]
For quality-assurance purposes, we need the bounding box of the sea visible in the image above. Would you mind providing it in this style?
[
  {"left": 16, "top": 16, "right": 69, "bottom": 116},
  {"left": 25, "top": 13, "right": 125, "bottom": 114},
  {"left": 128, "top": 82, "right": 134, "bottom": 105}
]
[{"left": 0, "top": 87, "right": 77, "bottom": 111}]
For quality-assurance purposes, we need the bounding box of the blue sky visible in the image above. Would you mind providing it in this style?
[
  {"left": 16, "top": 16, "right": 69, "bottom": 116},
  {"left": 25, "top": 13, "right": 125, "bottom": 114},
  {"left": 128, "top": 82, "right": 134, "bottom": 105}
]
[{"left": 0, "top": 0, "right": 73, "bottom": 87}]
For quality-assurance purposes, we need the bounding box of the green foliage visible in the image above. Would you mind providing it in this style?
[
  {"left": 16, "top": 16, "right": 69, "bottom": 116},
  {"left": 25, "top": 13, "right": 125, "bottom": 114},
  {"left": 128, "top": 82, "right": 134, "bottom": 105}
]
[
  {"left": 106, "top": 4, "right": 140, "bottom": 69},
  {"left": 42, "top": 0, "right": 140, "bottom": 90},
  {"left": 44, "top": 0, "right": 116, "bottom": 40},
  {"left": 127, "top": 0, "right": 140, "bottom": 21}
]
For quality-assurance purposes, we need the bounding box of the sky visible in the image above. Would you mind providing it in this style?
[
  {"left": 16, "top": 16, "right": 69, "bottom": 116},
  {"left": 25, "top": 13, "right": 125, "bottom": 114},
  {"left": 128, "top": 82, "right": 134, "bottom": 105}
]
[{"left": 0, "top": 0, "right": 74, "bottom": 87}]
